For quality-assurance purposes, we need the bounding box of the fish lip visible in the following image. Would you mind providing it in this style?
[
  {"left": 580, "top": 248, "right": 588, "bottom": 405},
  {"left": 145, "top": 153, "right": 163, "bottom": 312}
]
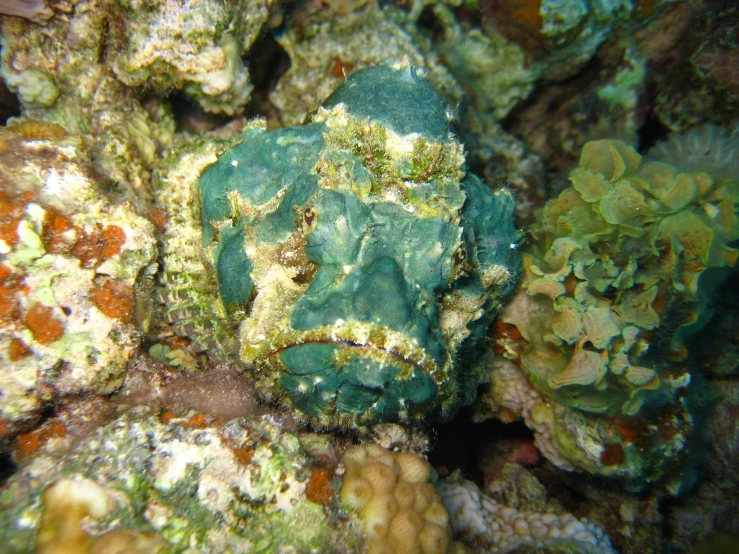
[
  {"left": 248, "top": 322, "right": 440, "bottom": 384},
  {"left": 270, "top": 339, "right": 438, "bottom": 384}
]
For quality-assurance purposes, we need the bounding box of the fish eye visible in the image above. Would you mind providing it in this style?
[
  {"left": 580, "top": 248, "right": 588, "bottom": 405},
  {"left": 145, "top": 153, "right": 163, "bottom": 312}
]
[
  {"left": 303, "top": 207, "right": 316, "bottom": 227},
  {"left": 452, "top": 245, "right": 468, "bottom": 279}
]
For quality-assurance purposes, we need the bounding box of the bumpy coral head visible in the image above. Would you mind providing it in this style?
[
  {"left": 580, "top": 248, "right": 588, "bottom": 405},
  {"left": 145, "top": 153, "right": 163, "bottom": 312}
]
[{"left": 198, "top": 65, "right": 520, "bottom": 427}]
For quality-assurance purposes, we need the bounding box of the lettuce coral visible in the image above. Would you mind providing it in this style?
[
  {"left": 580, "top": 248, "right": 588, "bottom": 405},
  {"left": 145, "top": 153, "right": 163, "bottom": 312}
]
[{"left": 501, "top": 137, "right": 738, "bottom": 417}]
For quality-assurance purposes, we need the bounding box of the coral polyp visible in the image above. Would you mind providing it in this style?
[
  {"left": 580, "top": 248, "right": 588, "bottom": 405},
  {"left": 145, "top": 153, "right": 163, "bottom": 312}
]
[{"left": 159, "top": 65, "right": 521, "bottom": 427}]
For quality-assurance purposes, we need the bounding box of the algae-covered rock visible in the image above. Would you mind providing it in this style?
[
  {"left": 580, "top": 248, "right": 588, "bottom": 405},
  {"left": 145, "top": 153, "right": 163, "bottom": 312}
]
[
  {"left": 0, "top": 408, "right": 359, "bottom": 553},
  {"left": 270, "top": 5, "right": 462, "bottom": 127},
  {"left": 474, "top": 358, "right": 691, "bottom": 486},
  {"left": 0, "top": 6, "right": 177, "bottom": 213},
  {"left": 160, "top": 65, "right": 521, "bottom": 428},
  {"left": 112, "top": 0, "right": 273, "bottom": 115},
  {"left": 0, "top": 123, "right": 157, "bottom": 436}
]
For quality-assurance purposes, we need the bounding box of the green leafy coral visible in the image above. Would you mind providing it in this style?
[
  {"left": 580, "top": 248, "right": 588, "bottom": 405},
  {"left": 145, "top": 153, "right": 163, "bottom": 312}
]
[{"left": 503, "top": 138, "right": 738, "bottom": 416}]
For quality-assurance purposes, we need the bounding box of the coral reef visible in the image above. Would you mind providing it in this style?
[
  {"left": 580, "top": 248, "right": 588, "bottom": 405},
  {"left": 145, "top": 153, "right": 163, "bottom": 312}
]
[
  {"left": 270, "top": 4, "right": 462, "bottom": 127},
  {"left": 1, "top": 0, "right": 738, "bottom": 550},
  {"left": 112, "top": 0, "right": 273, "bottom": 115},
  {"left": 653, "top": 2, "right": 739, "bottom": 131},
  {"left": 0, "top": 123, "right": 156, "bottom": 437},
  {"left": 503, "top": 1, "right": 694, "bottom": 176},
  {"left": 665, "top": 380, "right": 739, "bottom": 551},
  {"left": 0, "top": 5, "right": 176, "bottom": 212},
  {"left": 477, "top": 134, "right": 738, "bottom": 480},
  {"left": 474, "top": 358, "right": 691, "bottom": 482},
  {"left": 115, "top": 357, "right": 263, "bottom": 422},
  {"left": 431, "top": 3, "right": 537, "bottom": 120},
  {"left": 506, "top": 137, "right": 737, "bottom": 416},
  {"left": 480, "top": 0, "right": 671, "bottom": 80},
  {"left": 0, "top": 408, "right": 361, "bottom": 553},
  {"left": 0, "top": 0, "right": 274, "bottom": 212},
  {"left": 160, "top": 64, "right": 521, "bottom": 427},
  {"left": 0, "top": 0, "right": 52, "bottom": 23},
  {"left": 34, "top": 478, "right": 167, "bottom": 554}
]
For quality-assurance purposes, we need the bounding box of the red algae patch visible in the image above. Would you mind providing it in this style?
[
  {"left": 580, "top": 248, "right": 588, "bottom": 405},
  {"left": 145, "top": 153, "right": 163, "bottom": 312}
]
[
  {"left": 232, "top": 446, "right": 255, "bottom": 465},
  {"left": 100, "top": 225, "right": 126, "bottom": 258},
  {"left": 0, "top": 191, "right": 26, "bottom": 248},
  {"left": 8, "top": 338, "right": 32, "bottom": 361},
  {"left": 23, "top": 302, "right": 64, "bottom": 345},
  {"left": 71, "top": 224, "right": 126, "bottom": 268},
  {"left": 0, "top": 283, "right": 19, "bottom": 321},
  {"left": 145, "top": 208, "right": 167, "bottom": 231},
  {"left": 41, "top": 210, "right": 128, "bottom": 268},
  {"left": 89, "top": 279, "right": 134, "bottom": 323},
  {"left": 305, "top": 467, "right": 336, "bottom": 506},
  {"left": 600, "top": 443, "right": 625, "bottom": 466},
  {"left": 41, "top": 210, "right": 74, "bottom": 254},
  {"left": 14, "top": 420, "right": 66, "bottom": 459}
]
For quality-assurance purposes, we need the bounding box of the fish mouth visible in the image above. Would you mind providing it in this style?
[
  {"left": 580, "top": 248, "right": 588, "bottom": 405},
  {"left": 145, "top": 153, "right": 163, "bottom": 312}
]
[
  {"left": 269, "top": 338, "right": 438, "bottom": 383},
  {"left": 248, "top": 321, "right": 439, "bottom": 379},
  {"left": 244, "top": 322, "right": 443, "bottom": 417}
]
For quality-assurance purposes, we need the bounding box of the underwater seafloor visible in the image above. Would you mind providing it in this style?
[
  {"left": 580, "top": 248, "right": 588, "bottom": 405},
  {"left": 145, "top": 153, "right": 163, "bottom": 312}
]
[{"left": 0, "top": 0, "right": 738, "bottom": 552}]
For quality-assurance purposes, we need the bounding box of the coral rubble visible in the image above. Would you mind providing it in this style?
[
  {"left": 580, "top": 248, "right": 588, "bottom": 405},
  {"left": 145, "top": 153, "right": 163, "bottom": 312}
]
[{"left": 0, "top": 408, "right": 360, "bottom": 553}]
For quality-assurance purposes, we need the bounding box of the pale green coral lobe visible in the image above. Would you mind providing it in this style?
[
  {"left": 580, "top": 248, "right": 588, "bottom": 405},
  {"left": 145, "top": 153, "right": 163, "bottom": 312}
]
[{"left": 197, "top": 65, "right": 520, "bottom": 426}]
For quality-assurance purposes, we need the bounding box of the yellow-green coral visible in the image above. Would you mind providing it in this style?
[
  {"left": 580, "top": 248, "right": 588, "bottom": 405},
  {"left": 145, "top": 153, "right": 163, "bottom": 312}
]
[{"left": 505, "top": 138, "right": 738, "bottom": 416}]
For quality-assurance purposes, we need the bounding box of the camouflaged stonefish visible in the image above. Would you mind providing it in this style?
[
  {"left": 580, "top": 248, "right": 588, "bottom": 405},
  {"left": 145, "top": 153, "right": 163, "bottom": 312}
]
[{"left": 161, "top": 65, "right": 521, "bottom": 427}]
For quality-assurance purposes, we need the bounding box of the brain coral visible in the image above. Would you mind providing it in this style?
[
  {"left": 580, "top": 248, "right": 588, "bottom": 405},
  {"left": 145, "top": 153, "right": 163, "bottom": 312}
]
[
  {"left": 499, "top": 137, "right": 738, "bottom": 417},
  {"left": 158, "top": 64, "right": 521, "bottom": 428},
  {"left": 340, "top": 444, "right": 452, "bottom": 554}
]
